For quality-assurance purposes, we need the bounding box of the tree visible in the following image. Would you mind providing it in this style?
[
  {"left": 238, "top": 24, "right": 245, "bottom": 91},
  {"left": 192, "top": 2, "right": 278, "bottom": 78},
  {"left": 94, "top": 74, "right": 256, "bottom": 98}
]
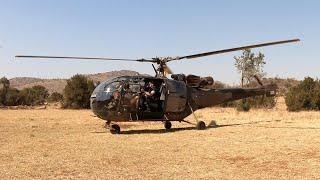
[
  {"left": 5, "top": 88, "right": 20, "bottom": 106},
  {"left": 234, "top": 50, "right": 276, "bottom": 111},
  {"left": 0, "top": 77, "right": 10, "bottom": 105},
  {"left": 19, "top": 85, "right": 49, "bottom": 106},
  {"left": 32, "top": 85, "right": 49, "bottom": 105},
  {"left": 285, "top": 77, "right": 320, "bottom": 111},
  {"left": 63, "top": 74, "right": 95, "bottom": 109},
  {"left": 0, "top": 77, "right": 10, "bottom": 89},
  {"left": 48, "top": 92, "right": 64, "bottom": 102},
  {"left": 234, "top": 49, "right": 266, "bottom": 87}
]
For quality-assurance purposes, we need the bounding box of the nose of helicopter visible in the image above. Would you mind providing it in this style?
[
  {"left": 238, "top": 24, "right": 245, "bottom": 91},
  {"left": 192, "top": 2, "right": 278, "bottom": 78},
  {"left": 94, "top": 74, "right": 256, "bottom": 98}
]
[
  {"left": 90, "top": 90, "right": 110, "bottom": 120},
  {"left": 90, "top": 78, "right": 125, "bottom": 121}
]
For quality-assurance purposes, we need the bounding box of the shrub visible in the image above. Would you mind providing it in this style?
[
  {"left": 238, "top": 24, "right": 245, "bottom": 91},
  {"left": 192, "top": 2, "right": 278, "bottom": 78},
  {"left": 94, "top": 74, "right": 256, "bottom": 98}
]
[
  {"left": 48, "top": 92, "right": 64, "bottom": 102},
  {"left": 63, "top": 74, "right": 95, "bottom": 109},
  {"left": 0, "top": 88, "right": 5, "bottom": 106},
  {"left": 0, "top": 77, "right": 10, "bottom": 105},
  {"left": 246, "top": 96, "right": 276, "bottom": 109},
  {"left": 221, "top": 95, "right": 276, "bottom": 110},
  {"left": 236, "top": 99, "right": 251, "bottom": 112},
  {"left": 19, "top": 85, "right": 49, "bottom": 106},
  {"left": 285, "top": 77, "right": 320, "bottom": 111},
  {"left": 5, "top": 88, "right": 20, "bottom": 106}
]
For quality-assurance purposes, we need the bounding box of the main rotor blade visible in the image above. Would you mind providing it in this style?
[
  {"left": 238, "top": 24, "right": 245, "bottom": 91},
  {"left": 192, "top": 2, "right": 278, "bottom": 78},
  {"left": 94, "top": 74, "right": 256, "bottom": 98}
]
[
  {"left": 15, "top": 55, "right": 155, "bottom": 62},
  {"left": 177, "top": 38, "right": 300, "bottom": 60}
]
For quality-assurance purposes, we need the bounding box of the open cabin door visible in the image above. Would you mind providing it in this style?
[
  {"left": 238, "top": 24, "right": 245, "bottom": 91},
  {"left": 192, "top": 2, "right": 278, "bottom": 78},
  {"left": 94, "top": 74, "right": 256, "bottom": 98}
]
[
  {"left": 135, "top": 78, "right": 165, "bottom": 120},
  {"left": 165, "top": 80, "right": 187, "bottom": 113}
]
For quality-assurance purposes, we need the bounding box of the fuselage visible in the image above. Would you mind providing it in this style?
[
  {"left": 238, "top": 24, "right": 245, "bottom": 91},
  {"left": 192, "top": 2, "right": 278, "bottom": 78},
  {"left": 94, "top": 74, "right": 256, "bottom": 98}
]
[
  {"left": 90, "top": 75, "right": 190, "bottom": 122},
  {"left": 90, "top": 75, "right": 277, "bottom": 122}
]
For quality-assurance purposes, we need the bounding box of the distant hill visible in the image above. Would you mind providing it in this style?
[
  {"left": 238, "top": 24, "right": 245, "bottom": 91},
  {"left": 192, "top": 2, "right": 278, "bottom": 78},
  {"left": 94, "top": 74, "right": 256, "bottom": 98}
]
[
  {"left": 9, "top": 71, "right": 300, "bottom": 96},
  {"left": 10, "top": 70, "right": 140, "bottom": 94}
]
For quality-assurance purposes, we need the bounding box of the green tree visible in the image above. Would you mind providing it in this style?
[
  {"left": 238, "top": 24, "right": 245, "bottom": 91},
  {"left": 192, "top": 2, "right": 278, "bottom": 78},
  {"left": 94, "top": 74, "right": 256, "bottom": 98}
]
[
  {"left": 0, "top": 77, "right": 10, "bottom": 105},
  {"left": 234, "top": 50, "right": 276, "bottom": 111},
  {"left": 234, "top": 49, "right": 266, "bottom": 87},
  {"left": 63, "top": 74, "right": 95, "bottom": 109},
  {"left": 285, "top": 77, "right": 320, "bottom": 111},
  {"left": 32, "top": 85, "right": 49, "bottom": 105},
  {"left": 0, "top": 77, "right": 10, "bottom": 89},
  {"left": 48, "top": 92, "right": 64, "bottom": 102},
  {"left": 5, "top": 88, "right": 20, "bottom": 106},
  {"left": 19, "top": 85, "right": 49, "bottom": 106}
]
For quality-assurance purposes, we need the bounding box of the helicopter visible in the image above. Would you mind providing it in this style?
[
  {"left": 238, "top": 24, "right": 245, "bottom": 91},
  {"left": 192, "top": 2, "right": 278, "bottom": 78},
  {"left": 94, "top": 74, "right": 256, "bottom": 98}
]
[{"left": 16, "top": 38, "right": 300, "bottom": 134}]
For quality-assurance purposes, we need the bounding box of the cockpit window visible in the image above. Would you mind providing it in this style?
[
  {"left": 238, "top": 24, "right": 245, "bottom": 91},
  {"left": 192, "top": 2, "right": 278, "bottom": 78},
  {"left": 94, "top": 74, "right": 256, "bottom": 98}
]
[
  {"left": 92, "top": 80, "right": 110, "bottom": 95},
  {"left": 104, "top": 81, "right": 121, "bottom": 93}
]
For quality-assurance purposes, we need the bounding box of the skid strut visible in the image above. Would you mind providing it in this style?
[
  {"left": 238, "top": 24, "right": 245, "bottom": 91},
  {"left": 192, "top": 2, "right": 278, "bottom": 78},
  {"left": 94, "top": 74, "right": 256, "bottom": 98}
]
[{"left": 187, "top": 101, "right": 206, "bottom": 130}]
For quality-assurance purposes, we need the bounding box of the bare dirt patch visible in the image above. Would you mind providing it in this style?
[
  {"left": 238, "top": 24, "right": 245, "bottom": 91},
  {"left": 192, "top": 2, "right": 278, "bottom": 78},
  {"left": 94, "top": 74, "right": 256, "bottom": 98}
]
[{"left": 1, "top": 98, "right": 320, "bottom": 179}]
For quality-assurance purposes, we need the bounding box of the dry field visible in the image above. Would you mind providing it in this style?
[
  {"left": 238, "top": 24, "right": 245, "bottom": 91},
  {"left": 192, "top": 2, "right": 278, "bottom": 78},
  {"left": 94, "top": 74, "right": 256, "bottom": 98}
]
[{"left": 1, "top": 98, "right": 320, "bottom": 179}]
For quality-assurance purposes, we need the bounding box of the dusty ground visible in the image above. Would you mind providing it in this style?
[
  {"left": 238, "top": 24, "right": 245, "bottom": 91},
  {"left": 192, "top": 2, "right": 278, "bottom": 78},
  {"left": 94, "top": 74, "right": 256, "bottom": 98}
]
[{"left": 1, "top": 98, "right": 320, "bottom": 179}]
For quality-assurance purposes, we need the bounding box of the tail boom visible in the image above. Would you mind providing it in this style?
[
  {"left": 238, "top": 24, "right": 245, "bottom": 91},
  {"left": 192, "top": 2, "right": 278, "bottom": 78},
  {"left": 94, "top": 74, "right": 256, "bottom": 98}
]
[{"left": 190, "top": 84, "right": 277, "bottom": 109}]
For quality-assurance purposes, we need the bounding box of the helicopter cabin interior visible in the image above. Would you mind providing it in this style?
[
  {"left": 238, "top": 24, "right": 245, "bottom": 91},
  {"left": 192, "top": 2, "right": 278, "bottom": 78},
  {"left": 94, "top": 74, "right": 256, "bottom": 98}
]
[
  {"left": 102, "top": 77, "right": 165, "bottom": 120},
  {"left": 102, "top": 76, "right": 188, "bottom": 120}
]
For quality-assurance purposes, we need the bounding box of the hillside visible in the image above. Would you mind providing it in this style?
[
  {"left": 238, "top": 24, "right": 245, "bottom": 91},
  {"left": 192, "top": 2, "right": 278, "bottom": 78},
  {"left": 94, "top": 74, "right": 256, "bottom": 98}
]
[
  {"left": 9, "top": 70, "right": 140, "bottom": 94},
  {"left": 9, "top": 72, "right": 300, "bottom": 95}
]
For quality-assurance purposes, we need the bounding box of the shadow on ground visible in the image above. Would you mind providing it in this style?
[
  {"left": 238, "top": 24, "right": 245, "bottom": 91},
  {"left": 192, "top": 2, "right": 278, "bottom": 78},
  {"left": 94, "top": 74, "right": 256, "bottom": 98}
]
[{"left": 91, "top": 119, "right": 320, "bottom": 135}]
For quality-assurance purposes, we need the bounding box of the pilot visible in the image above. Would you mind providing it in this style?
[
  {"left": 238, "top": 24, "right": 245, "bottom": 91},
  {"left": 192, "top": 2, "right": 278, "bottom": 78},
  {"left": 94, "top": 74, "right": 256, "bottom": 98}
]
[
  {"left": 144, "top": 81, "right": 161, "bottom": 111},
  {"left": 139, "top": 81, "right": 156, "bottom": 111},
  {"left": 144, "top": 81, "right": 156, "bottom": 98},
  {"left": 120, "top": 81, "right": 131, "bottom": 96}
]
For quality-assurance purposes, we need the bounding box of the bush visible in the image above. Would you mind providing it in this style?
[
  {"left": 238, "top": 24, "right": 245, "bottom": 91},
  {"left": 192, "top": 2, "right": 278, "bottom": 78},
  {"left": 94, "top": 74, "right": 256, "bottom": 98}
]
[
  {"left": 246, "top": 96, "right": 276, "bottom": 109},
  {"left": 63, "top": 74, "right": 95, "bottom": 109},
  {"left": 48, "top": 92, "right": 64, "bottom": 102},
  {"left": 221, "top": 95, "right": 276, "bottom": 110},
  {"left": 5, "top": 88, "right": 20, "bottom": 106},
  {"left": 236, "top": 99, "right": 251, "bottom": 112},
  {"left": 19, "top": 85, "right": 49, "bottom": 106},
  {"left": 285, "top": 77, "right": 320, "bottom": 111},
  {"left": 0, "top": 77, "right": 10, "bottom": 105},
  {"left": 0, "top": 88, "right": 5, "bottom": 106}
]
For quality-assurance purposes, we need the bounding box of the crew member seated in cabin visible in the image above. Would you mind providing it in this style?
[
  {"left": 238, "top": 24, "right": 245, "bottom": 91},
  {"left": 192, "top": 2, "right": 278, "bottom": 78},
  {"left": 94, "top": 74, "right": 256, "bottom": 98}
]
[{"left": 139, "top": 81, "right": 161, "bottom": 112}]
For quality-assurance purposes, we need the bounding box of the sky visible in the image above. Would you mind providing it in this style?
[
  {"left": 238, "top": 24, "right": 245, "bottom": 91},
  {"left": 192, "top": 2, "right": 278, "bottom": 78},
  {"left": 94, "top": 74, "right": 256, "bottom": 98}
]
[{"left": 0, "top": 0, "right": 318, "bottom": 84}]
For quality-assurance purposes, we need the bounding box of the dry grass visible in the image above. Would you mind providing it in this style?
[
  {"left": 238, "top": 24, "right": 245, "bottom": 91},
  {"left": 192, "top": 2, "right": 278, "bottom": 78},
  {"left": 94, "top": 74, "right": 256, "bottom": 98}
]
[{"left": 1, "top": 98, "right": 320, "bottom": 179}]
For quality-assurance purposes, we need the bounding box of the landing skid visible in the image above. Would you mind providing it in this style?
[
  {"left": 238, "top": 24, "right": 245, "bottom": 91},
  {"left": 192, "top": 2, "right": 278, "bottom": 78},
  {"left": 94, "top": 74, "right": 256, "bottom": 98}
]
[
  {"left": 104, "top": 101, "right": 214, "bottom": 134},
  {"left": 104, "top": 118, "right": 210, "bottom": 134},
  {"left": 104, "top": 121, "right": 121, "bottom": 134}
]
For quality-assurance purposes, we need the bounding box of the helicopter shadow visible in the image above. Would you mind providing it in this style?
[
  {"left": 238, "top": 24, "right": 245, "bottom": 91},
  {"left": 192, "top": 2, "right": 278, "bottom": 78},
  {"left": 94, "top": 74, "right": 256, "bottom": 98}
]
[
  {"left": 214, "top": 120, "right": 320, "bottom": 130},
  {"left": 91, "top": 119, "right": 320, "bottom": 135},
  {"left": 119, "top": 119, "right": 276, "bottom": 134},
  {"left": 120, "top": 126, "right": 218, "bottom": 135},
  {"left": 122, "top": 119, "right": 320, "bottom": 134}
]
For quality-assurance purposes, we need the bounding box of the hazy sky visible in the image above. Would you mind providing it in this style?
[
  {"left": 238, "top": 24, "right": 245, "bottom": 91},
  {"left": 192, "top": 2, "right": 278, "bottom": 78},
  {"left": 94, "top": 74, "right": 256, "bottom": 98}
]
[{"left": 0, "top": 0, "right": 318, "bottom": 84}]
